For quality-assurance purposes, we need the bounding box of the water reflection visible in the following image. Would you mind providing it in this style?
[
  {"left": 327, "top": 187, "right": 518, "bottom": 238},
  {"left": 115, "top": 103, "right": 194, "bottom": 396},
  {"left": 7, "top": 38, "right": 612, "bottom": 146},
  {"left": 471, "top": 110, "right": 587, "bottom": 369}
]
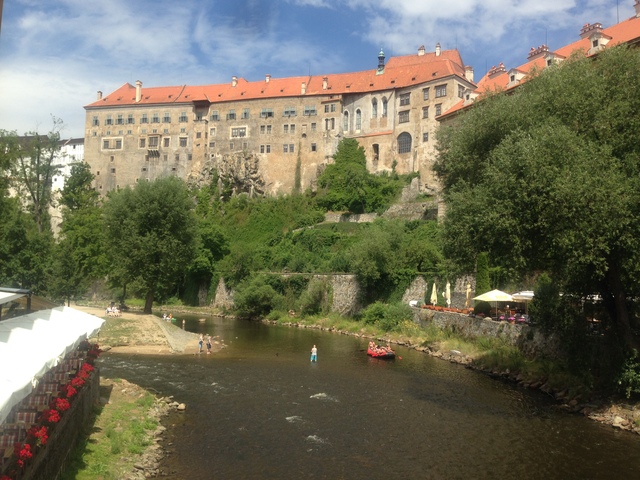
[{"left": 99, "top": 315, "right": 640, "bottom": 479}]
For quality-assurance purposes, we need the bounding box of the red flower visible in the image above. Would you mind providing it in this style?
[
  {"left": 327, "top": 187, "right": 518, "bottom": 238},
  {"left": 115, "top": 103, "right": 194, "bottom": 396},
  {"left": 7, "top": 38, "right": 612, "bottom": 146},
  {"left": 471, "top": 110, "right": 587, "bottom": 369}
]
[
  {"left": 27, "top": 426, "right": 48, "bottom": 447},
  {"left": 14, "top": 443, "right": 32, "bottom": 468},
  {"left": 42, "top": 408, "right": 60, "bottom": 424},
  {"left": 65, "top": 385, "right": 77, "bottom": 398},
  {"left": 54, "top": 397, "right": 70, "bottom": 412},
  {"left": 70, "top": 377, "right": 85, "bottom": 388},
  {"left": 80, "top": 362, "right": 94, "bottom": 373}
]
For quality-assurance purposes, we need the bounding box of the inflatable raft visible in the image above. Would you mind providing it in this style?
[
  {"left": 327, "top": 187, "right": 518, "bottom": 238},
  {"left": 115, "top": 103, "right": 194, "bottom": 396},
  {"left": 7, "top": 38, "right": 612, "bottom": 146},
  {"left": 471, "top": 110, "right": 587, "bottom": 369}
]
[{"left": 367, "top": 347, "right": 396, "bottom": 359}]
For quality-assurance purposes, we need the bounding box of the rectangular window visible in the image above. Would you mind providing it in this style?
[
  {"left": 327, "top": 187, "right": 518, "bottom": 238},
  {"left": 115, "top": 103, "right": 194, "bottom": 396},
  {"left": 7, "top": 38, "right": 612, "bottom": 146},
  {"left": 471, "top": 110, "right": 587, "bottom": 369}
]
[
  {"left": 458, "top": 85, "right": 465, "bottom": 98},
  {"left": 435, "top": 84, "right": 447, "bottom": 98},
  {"left": 311, "top": 122, "right": 316, "bottom": 131},
  {"left": 140, "top": 138, "right": 146, "bottom": 148},
  {"left": 105, "top": 115, "right": 113, "bottom": 125},
  {"left": 229, "top": 142, "right": 234, "bottom": 150},
  {"left": 115, "top": 139, "right": 122, "bottom": 149},
  {"left": 111, "top": 168, "right": 116, "bottom": 174},
  {"left": 290, "top": 144, "right": 294, "bottom": 153},
  {"left": 179, "top": 137, "right": 187, "bottom": 147},
  {"left": 423, "top": 132, "right": 429, "bottom": 142},
  {"left": 422, "top": 106, "right": 429, "bottom": 119},
  {"left": 242, "top": 142, "right": 248, "bottom": 150},
  {"left": 399, "top": 93, "right": 410, "bottom": 106},
  {"left": 423, "top": 87, "right": 430, "bottom": 100},
  {"left": 152, "top": 113, "right": 160, "bottom": 123},
  {"left": 163, "top": 137, "right": 170, "bottom": 147},
  {"left": 148, "top": 136, "right": 159, "bottom": 148},
  {"left": 196, "top": 132, "right": 202, "bottom": 139},
  {"left": 141, "top": 167, "right": 148, "bottom": 172},
  {"left": 311, "top": 143, "right": 317, "bottom": 152},
  {"left": 226, "top": 110, "right": 236, "bottom": 121},
  {"left": 331, "top": 104, "right": 336, "bottom": 112},
  {"left": 324, "top": 105, "right": 330, "bottom": 113},
  {"left": 435, "top": 104, "right": 442, "bottom": 116},
  {"left": 284, "top": 125, "right": 289, "bottom": 134},
  {"left": 304, "top": 105, "right": 317, "bottom": 116},
  {"left": 260, "top": 145, "right": 265, "bottom": 153},
  {"left": 188, "top": 154, "right": 192, "bottom": 161},
  {"left": 179, "top": 112, "right": 188, "bottom": 122},
  {"left": 163, "top": 113, "right": 171, "bottom": 123},
  {"left": 242, "top": 108, "right": 250, "bottom": 119},
  {"left": 103, "top": 140, "right": 110, "bottom": 149},
  {"left": 116, "top": 114, "right": 123, "bottom": 125},
  {"left": 92, "top": 116, "right": 99, "bottom": 126},
  {"left": 260, "top": 125, "right": 265, "bottom": 134},
  {"left": 283, "top": 106, "right": 296, "bottom": 117},
  {"left": 398, "top": 110, "right": 410, "bottom": 123},
  {"left": 127, "top": 114, "right": 134, "bottom": 124},
  {"left": 266, "top": 144, "right": 271, "bottom": 153},
  {"left": 163, "top": 154, "right": 168, "bottom": 161},
  {"left": 210, "top": 111, "right": 219, "bottom": 121},
  {"left": 175, "top": 154, "right": 180, "bottom": 161},
  {"left": 290, "top": 124, "right": 295, "bottom": 134},
  {"left": 231, "top": 127, "right": 247, "bottom": 138},
  {"left": 283, "top": 144, "right": 289, "bottom": 153},
  {"left": 260, "top": 108, "right": 274, "bottom": 118},
  {"left": 141, "top": 114, "right": 148, "bottom": 124},
  {"left": 267, "top": 125, "right": 272, "bottom": 134},
  {"left": 209, "top": 141, "right": 216, "bottom": 148}
]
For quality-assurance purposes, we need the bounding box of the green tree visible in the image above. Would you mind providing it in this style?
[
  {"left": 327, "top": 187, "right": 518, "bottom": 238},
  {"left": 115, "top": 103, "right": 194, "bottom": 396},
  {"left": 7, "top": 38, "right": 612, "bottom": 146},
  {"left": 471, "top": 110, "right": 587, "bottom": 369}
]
[
  {"left": 51, "top": 163, "right": 107, "bottom": 305},
  {"left": 435, "top": 46, "right": 640, "bottom": 354},
  {"left": 103, "top": 176, "right": 198, "bottom": 313},
  {"left": 2, "top": 120, "right": 63, "bottom": 233}
]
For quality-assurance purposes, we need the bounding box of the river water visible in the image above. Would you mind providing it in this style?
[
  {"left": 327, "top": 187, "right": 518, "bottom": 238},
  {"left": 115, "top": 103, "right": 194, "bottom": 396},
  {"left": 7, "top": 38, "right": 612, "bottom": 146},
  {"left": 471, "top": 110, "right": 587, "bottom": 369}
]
[{"left": 99, "top": 315, "right": 640, "bottom": 480}]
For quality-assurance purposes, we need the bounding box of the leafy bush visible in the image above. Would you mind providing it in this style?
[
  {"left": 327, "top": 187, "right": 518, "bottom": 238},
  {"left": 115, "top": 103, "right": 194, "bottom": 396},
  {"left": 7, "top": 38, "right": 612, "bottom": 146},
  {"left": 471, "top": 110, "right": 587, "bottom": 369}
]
[
  {"left": 473, "top": 301, "right": 492, "bottom": 317},
  {"left": 299, "top": 278, "right": 328, "bottom": 316},
  {"left": 360, "top": 301, "right": 414, "bottom": 332},
  {"left": 618, "top": 350, "right": 640, "bottom": 398},
  {"left": 233, "top": 276, "right": 283, "bottom": 319}
]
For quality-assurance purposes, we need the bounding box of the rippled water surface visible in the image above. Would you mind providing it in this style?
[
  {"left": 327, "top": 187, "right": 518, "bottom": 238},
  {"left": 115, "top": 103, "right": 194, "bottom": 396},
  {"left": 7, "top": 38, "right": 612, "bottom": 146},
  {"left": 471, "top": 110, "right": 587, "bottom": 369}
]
[{"left": 98, "top": 315, "right": 640, "bottom": 479}]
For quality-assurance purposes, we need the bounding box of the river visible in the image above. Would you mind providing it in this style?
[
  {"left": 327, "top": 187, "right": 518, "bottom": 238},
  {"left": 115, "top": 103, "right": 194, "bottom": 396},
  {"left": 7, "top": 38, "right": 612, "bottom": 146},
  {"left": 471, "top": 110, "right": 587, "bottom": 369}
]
[{"left": 98, "top": 315, "right": 640, "bottom": 480}]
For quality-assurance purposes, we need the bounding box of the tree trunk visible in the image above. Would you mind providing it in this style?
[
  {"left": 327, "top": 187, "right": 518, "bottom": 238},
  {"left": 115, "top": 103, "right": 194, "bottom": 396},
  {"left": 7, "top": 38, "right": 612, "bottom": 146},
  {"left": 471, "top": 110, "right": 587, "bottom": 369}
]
[
  {"left": 144, "top": 290, "right": 154, "bottom": 314},
  {"left": 606, "top": 263, "right": 637, "bottom": 352}
]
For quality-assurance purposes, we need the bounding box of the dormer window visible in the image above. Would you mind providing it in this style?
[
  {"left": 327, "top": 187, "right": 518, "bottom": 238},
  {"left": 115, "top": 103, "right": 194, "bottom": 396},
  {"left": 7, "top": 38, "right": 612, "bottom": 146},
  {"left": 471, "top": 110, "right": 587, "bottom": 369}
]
[
  {"left": 510, "top": 75, "right": 515, "bottom": 82},
  {"left": 592, "top": 39, "right": 598, "bottom": 48}
]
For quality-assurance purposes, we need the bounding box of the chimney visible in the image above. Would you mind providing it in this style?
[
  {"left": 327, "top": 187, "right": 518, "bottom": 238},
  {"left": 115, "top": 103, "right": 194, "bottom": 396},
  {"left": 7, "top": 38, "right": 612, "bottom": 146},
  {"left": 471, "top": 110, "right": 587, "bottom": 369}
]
[
  {"left": 464, "top": 66, "right": 474, "bottom": 83},
  {"left": 97, "top": 91, "right": 103, "bottom": 101},
  {"left": 265, "top": 74, "right": 271, "bottom": 83},
  {"left": 418, "top": 45, "right": 425, "bottom": 56},
  {"left": 435, "top": 43, "right": 441, "bottom": 56},
  {"left": 635, "top": 0, "right": 640, "bottom": 17},
  {"left": 232, "top": 76, "right": 238, "bottom": 87},
  {"left": 301, "top": 82, "right": 307, "bottom": 95},
  {"left": 580, "top": 23, "right": 603, "bottom": 39},
  {"left": 322, "top": 77, "right": 328, "bottom": 90},
  {"left": 135, "top": 80, "right": 142, "bottom": 103}
]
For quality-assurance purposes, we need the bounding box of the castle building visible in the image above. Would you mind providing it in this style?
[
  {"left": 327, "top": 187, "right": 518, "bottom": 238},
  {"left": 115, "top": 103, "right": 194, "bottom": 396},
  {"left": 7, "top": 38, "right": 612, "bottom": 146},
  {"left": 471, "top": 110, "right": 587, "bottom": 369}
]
[{"left": 84, "top": 45, "right": 475, "bottom": 196}]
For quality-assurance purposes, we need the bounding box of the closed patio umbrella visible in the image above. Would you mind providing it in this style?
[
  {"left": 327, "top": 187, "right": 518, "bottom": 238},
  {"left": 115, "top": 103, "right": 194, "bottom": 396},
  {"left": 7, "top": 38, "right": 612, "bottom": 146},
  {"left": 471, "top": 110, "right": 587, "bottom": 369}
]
[
  {"left": 430, "top": 282, "right": 438, "bottom": 306},
  {"left": 445, "top": 281, "right": 451, "bottom": 308}
]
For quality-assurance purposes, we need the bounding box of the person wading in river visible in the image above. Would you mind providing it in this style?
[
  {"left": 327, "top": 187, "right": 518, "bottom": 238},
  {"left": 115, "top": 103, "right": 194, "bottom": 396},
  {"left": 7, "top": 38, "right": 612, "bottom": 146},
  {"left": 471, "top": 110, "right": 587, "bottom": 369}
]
[{"left": 310, "top": 344, "right": 318, "bottom": 362}]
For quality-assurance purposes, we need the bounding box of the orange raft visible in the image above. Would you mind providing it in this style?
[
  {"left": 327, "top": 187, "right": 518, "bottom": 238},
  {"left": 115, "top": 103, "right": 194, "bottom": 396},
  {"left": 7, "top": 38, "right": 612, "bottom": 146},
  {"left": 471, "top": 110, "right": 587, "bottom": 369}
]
[{"left": 367, "top": 347, "right": 396, "bottom": 359}]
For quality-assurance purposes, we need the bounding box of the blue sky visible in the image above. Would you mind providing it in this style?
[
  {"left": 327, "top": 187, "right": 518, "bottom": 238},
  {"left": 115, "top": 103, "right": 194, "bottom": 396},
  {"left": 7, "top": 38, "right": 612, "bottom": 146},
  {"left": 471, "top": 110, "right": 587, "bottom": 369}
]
[{"left": 0, "top": 0, "right": 634, "bottom": 138}]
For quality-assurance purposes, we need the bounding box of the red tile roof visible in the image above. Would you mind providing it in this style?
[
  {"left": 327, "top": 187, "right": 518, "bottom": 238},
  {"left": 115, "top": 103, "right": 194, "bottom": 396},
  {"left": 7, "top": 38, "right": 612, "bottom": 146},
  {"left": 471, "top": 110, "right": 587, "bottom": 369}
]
[
  {"left": 85, "top": 49, "right": 470, "bottom": 109},
  {"left": 439, "top": 13, "right": 640, "bottom": 120}
]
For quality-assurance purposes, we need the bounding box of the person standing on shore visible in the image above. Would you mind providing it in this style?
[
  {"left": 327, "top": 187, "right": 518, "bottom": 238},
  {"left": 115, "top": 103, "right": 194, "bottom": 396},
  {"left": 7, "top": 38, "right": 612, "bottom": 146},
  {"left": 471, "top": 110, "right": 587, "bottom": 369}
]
[
  {"left": 206, "top": 334, "right": 212, "bottom": 354},
  {"left": 310, "top": 344, "right": 318, "bottom": 362},
  {"left": 198, "top": 334, "right": 204, "bottom": 354}
]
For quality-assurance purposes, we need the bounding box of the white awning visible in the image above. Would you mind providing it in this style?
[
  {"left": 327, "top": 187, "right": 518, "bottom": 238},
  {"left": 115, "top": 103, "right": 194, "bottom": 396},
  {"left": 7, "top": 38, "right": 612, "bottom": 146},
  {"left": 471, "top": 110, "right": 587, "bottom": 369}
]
[
  {"left": 0, "top": 291, "right": 26, "bottom": 306},
  {"left": 0, "top": 306, "right": 104, "bottom": 425}
]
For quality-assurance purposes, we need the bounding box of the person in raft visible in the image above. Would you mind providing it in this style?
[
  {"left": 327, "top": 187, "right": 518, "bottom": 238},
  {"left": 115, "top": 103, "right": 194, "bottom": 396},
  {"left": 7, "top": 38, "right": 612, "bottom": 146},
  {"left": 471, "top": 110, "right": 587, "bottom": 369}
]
[{"left": 310, "top": 345, "right": 318, "bottom": 362}]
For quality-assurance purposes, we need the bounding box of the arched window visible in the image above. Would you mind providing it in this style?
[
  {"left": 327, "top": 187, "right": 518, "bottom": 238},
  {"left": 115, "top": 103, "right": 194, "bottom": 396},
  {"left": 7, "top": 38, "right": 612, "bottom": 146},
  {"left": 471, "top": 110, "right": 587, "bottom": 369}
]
[
  {"left": 355, "top": 109, "right": 362, "bottom": 130},
  {"left": 372, "top": 98, "right": 378, "bottom": 118},
  {"left": 382, "top": 97, "right": 388, "bottom": 117},
  {"left": 397, "top": 132, "right": 412, "bottom": 154},
  {"left": 343, "top": 111, "right": 349, "bottom": 131}
]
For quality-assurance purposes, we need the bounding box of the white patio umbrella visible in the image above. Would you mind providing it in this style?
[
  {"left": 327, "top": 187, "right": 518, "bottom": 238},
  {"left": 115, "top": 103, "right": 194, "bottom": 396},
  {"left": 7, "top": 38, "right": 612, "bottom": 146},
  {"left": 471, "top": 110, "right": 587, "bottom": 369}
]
[
  {"left": 473, "top": 289, "right": 513, "bottom": 317},
  {"left": 445, "top": 281, "right": 451, "bottom": 308},
  {"left": 512, "top": 291, "right": 534, "bottom": 313},
  {"left": 430, "top": 282, "right": 438, "bottom": 306}
]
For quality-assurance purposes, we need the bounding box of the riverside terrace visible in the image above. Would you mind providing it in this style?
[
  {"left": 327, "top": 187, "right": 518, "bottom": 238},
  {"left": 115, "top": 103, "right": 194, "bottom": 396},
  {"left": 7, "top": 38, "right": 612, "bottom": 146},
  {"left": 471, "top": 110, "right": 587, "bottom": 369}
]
[{"left": 0, "top": 307, "right": 104, "bottom": 480}]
